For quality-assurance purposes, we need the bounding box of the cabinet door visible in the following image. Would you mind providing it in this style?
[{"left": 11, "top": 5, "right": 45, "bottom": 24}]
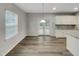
[
  {"left": 63, "top": 16, "right": 76, "bottom": 24},
  {"left": 66, "top": 35, "right": 79, "bottom": 56},
  {"left": 69, "top": 16, "right": 76, "bottom": 24},
  {"left": 56, "top": 16, "right": 63, "bottom": 24},
  {"left": 56, "top": 15, "right": 76, "bottom": 25},
  {"left": 62, "top": 16, "right": 69, "bottom": 24}
]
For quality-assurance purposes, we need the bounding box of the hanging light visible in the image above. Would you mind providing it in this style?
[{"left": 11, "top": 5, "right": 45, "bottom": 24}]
[
  {"left": 42, "top": 3, "right": 44, "bottom": 19},
  {"left": 40, "top": 19, "right": 46, "bottom": 23},
  {"left": 41, "top": 3, "right": 45, "bottom": 22}
]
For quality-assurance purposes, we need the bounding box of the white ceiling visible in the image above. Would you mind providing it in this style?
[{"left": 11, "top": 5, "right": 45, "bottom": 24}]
[{"left": 15, "top": 3, "right": 79, "bottom": 13}]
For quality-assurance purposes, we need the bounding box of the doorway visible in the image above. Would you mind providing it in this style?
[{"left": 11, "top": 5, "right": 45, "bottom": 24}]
[{"left": 38, "top": 20, "right": 50, "bottom": 36}]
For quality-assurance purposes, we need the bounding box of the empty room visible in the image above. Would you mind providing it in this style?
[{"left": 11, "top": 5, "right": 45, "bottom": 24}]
[{"left": 0, "top": 3, "right": 79, "bottom": 56}]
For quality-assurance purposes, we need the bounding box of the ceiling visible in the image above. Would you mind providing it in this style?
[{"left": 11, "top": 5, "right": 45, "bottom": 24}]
[{"left": 15, "top": 3, "right": 79, "bottom": 13}]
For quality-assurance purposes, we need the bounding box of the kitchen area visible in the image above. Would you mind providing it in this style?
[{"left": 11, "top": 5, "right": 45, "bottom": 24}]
[{"left": 55, "top": 13, "right": 79, "bottom": 56}]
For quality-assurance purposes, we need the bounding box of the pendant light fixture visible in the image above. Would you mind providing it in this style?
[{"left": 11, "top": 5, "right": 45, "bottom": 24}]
[{"left": 40, "top": 3, "right": 46, "bottom": 23}]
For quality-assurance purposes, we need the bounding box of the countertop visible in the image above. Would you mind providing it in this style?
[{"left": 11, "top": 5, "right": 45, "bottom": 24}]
[{"left": 67, "top": 31, "right": 79, "bottom": 39}]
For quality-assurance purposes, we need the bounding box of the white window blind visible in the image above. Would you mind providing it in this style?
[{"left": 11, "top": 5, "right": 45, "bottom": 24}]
[{"left": 5, "top": 10, "right": 18, "bottom": 40}]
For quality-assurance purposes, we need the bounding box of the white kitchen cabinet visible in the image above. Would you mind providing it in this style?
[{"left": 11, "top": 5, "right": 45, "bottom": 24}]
[
  {"left": 56, "top": 15, "right": 76, "bottom": 25},
  {"left": 66, "top": 33, "right": 79, "bottom": 56},
  {"left": 56, "top": 16, "right": 63, "bottom": 24}
]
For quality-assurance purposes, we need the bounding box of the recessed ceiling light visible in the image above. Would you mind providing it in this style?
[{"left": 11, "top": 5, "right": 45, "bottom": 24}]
[
  {"left": 74, "top": 7, "right": 78, "bottom": 10},
  {"left": 52, "top": 7, "right": 56, "bottom": 10}
]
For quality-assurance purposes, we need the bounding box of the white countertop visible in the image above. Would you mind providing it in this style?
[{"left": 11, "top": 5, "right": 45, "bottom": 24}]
[{"left": 67, "top": 31, "right": 79, "bottom": 39}]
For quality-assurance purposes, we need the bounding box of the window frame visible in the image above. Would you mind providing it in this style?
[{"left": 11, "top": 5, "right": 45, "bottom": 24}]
[{"left": 5, "top": 10, "right": 18, "bottom": 40}]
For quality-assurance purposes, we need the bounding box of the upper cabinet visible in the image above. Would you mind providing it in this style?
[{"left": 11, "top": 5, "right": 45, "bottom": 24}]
[{"left": 56, "top": 15, "right": 76, "bottom": 25}]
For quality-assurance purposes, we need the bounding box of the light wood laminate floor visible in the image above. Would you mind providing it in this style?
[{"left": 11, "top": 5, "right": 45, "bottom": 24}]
[{"left": 7, "top": 36, "right": 73, "bottom": 56}]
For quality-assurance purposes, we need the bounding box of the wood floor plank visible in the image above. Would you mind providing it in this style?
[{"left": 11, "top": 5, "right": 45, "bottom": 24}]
[{"left": 6, "top": 36, "right": 73, "bottom": 56}]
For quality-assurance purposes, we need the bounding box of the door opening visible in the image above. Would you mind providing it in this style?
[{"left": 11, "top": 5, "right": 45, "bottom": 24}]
[{"left": 38, "top": 20, "right": 50, "bottom": 36}]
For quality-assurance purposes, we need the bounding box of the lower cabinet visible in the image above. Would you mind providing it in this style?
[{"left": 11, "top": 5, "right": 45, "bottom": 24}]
[{"left": 66, "top": 35, "right": 79, "bottom": 56}]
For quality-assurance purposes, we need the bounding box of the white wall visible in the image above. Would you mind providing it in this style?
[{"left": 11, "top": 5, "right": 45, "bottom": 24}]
[
  {"left": 0, "top": 3, "right": 28, "bottom": 55},
  {"left": 27, "top": 13, "right": 56, "bottom": 36}
]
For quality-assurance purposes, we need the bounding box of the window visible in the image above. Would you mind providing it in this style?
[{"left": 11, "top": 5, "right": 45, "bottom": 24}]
[{"left": 5, "top": 10, "right": 18, "bottom": 40}]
